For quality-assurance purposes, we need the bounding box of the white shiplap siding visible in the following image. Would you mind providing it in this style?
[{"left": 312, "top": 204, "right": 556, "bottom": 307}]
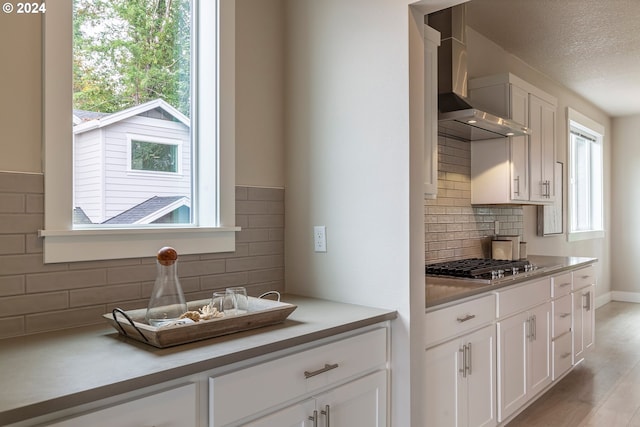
[{"left": 74, "top": 106, "right": 191, "bottom": 224}]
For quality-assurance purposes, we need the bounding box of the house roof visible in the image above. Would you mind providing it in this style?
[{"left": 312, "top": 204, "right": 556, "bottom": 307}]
[
  {"left": 73, "top": 207, "right": 94, "bottom": 224},
  {"left": 73, "top": 99, "right": 190, "bottom": 134},
  {"left": 102, "top": 195, "right": 190, "bottom": 224},
  {"left": 73, "top": 109, "right": 110, "bottom": 125}
]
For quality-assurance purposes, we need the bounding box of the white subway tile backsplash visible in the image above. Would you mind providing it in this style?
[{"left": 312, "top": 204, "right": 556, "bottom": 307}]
[{"left": 0, "top": 173, "right": 285, "bottom": 338}]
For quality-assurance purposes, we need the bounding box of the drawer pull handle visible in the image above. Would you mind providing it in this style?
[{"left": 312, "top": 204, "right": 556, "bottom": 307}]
[
  {"left": 559, "top": 313, "right": 571, "bottom": 318},
  {"left": 561, "top": 352, "right": 571, "bottom": 359},
  {"left": 456, "top": 314, "right": 476, "bottom": 323},
  {"left": 559, "top": 282, "right": 571, "bottom": 287},
  {"left": 305, "top": 363, "right": 339, "bottom": 379}
]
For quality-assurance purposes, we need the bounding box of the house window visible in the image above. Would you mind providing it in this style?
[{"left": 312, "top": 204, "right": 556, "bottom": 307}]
[
  {"left": 41, "top": 0, "right": 238, "bottom": 263},
  {"left": 567, "top": 108, "right": 604, "bottom": 241},
  {"left": 130, "top": 139, "right": 181, "bottom": 174}
]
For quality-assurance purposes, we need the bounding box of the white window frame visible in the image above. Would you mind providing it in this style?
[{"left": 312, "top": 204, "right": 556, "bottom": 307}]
[
  {"left": 567, "top": 107, "right": 604, "bottom": 242},
  {"left": 40, "top": 0, "right": 238, "bottom": 263},
  {"left": 127, "top": 134, "right": 184, "bottom": 176}
]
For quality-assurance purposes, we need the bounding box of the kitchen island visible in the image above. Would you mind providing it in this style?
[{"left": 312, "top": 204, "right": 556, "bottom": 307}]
[
  {"left": 0, "top": 295, "right": 396, "bottom": 426},
  {"left": 426, "top": 255, "right": 598, "bottom": 309}
]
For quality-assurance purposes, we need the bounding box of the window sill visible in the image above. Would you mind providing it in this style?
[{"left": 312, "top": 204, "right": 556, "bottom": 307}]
[
  {"left": 567, "top": 230, "right": 604, "bottom": 242},
  {"left": 39, "top": 226, "right": 240, "bottom": 263}
]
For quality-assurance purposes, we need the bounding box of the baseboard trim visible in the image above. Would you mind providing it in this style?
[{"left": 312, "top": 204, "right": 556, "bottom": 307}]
[
  {"left": 611, "top": 291, "right": 640, "bottom": 304},
  {"left": 595, "top": 292, "right": 612, "bottom": 308}
]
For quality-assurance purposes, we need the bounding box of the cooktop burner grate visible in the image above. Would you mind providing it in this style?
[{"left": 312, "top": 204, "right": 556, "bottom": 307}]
[{"left": 426, "top": 258, "right": 531, "bottom": 279}]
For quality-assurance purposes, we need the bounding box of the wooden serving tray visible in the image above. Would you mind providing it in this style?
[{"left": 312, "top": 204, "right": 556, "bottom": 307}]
[{"left": 104, "top": 297, "right": 297, "bottom": 348}]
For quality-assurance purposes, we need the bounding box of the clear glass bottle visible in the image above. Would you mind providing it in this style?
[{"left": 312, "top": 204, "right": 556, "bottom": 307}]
[{"left": 145, "top": 247, "right": 188, "bottom": 327}]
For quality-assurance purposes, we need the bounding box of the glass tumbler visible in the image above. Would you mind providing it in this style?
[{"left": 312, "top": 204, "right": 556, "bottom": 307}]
[
  {"left": 211, "top": 291, "right": 235, "bottom": 314},
  {"left": 226, "top": 287, "right": 248, "bottom": 315}
]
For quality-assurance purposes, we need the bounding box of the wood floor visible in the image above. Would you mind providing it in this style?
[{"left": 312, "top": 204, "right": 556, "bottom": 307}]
[{"left": 507, "top": 301, "right": 640, "bottom": 426}]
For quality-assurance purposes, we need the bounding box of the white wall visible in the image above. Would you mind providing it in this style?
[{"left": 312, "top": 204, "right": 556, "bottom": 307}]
[
  {"left": 611, "top": 115, "right": 640, "bottom": 297},
  {"left": 283, "top": 1, "right": 463, "bottom": 425},
  {"left": 235, "top": 0, "right": 286, "bottom": 187},
  {"left": 466, "top": 27, "right": 612, "bottom": 301},
  {"left": 0, "top": 13, "right": 41, "bottom": 173}
]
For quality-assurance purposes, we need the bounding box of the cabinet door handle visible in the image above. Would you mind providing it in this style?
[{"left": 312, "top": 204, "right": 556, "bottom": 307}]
[
  {"left": 531, "top": 314, "right": 538, "bottom": 341},
  {"left": 559, "top": 312, "right": 571, "bottom": 318},
  {"left": 304, "top": 363, "right": 339, "bottom": 379},
  {"left": 561, "top": 352, "right": 571, "bottom": 359},
  {"left": 458, "top": 346, "right": 467, "bottom": 378},
  {"left": 583, "top": 292, "right": 592, "bottom": 311},
  {"left": 321, "top": 404, "right": 331, "bottom": 427},
  {"left": 456, "top": 314, "right": 476, "bottom": 323},
  {"left": 545, "top": 180, "right": 552, "bottom": 198},
  {"left": 514, "top": 176, "right": 520, "bottom": 196},
  {"left": 466, "top": 342, "right": 472, "bottom": 376},
  {"left": 309, "top": 410, "right": 318, "bottom": 427}
]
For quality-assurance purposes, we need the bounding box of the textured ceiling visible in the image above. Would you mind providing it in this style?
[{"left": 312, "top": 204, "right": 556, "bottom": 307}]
[{"left": 466, "top": 0, "right": 640, "bottom": 117}]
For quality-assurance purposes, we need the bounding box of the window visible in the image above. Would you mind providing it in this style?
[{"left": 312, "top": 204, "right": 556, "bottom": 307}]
[
  {"left": 567, "top": 108, "right": 604, "bottom": 241},
  {"left": 41, "top": 0, "right": 238, "bottom": 263},
  {"left": 129, "top": 138, "right": 182, "bottom": 174}
]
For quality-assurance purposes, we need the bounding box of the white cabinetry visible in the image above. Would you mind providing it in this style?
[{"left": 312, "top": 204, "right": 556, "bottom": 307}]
[
  {"left": 425, "top": 294, "right": 496, "bottom": 427},
  {"left": 469, "top": 73, "right": 557, "bottom": 205},
  {"left": 210, "top": 328, "right": 388, "bottom": 427},
  {"left": 528, "top": 94, "right": 556, "bottom": 202},
  {"left": 551, "top": 272, "right": 573, "bottom": 380},
  {"left": 496, "top": 279, "right": 551, "bottom": 422},
  {"left": 44, "top": 383, "right": 197, "bottom": 427},
  {"left": 424, "top": 25, "right": 440, "bottom": 199},
  {"left": 573, "top": 266, "right": 596, "bottom": 364},
  {"left": 244, "top": 371, "right": 387, "bottom": 427},
  {"left": 425, "top": 325, "right": 496, "bottom": 427}
]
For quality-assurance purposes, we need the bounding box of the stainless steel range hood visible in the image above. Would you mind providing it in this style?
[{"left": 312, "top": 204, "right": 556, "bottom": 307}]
[{"left": 427, "top": 6, "right": 529, "bottom": 141}]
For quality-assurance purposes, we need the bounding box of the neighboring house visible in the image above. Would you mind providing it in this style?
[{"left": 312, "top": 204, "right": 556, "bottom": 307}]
[{"left": 73, "top": 99, "right": 191, "bottom": 224}]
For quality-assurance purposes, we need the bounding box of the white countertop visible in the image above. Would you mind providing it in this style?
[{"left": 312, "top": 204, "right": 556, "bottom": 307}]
[{"left": 0, "top": 295, "right": 396, "bottom": 425}]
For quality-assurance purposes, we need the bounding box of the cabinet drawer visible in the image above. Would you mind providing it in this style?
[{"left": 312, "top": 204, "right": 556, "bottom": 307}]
[
  {"left": 553, "top": 294, "right": 572, "bottom": 337},
  {"left": 425, "top": 294, "right": 496, "bottom": 348},
  {"left": 209, "top": 328, "right": 387, "bottom": 426},
  {"left": 552, "top": 272, "right": 573, "bottom": 297},
  {"left": 44, "top": 384, "right": 197, "bottom": 427},
  {"left": 497, "top": 277, "right": 551, "bottom": 319},
  {"left": 573, "top": 265, "right": 596, "bottom": 290},
  {"left": 552, "top": 332, "right": 572, "bottom": 380}
]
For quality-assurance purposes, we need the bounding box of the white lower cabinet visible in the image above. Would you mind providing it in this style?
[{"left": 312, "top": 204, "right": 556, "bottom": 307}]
[
  {"left": 244, "top": 371, "right": 387, "bottom": 427},
  {"left": 209, "top": 328, "right": 388, "bottom": 427},
  {"left": 497, "top": 302, "right": 551, "bottom": 423},
  {"left": 425, "top": 264, "right": 596, "bottom": 426},
  {"left": 44, "top": 383, "right": 197, "bottom": 427},
  {"left": 425, "top": 325, "right": 496, "bottom": 427},
  {"left": 573, "top": 283, "right": 595, "bottom": 364},
  {"left": 551, "top": 294, "right": 573, "bottom": 380},
  {"left": 573, "top": 265, "right": 596, "bottom": 364},
  {"left": 19, "top": 325, "right": 388, "bottom": 427}
]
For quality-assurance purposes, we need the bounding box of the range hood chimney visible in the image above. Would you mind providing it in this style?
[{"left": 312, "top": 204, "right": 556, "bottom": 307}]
[{"left": 427, "top": 6, "right": 529, "bottom": 141}]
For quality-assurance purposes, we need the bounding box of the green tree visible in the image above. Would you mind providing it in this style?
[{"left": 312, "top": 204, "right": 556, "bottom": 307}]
[{"left": 73, "top": 0, "right": 191, "bottom": 116}]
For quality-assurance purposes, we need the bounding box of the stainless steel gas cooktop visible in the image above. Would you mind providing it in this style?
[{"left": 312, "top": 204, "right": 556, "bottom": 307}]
[{"left": 426, "top": 258, "right": 538, "bottom": 284}]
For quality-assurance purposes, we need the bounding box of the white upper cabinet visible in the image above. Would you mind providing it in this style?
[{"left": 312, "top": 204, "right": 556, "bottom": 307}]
[
  {"left": 468, "top": 73, "right": 557, "bottom": 205},
  {"left": 528, "top": 93, "right": 556, "bottom": 202}
]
